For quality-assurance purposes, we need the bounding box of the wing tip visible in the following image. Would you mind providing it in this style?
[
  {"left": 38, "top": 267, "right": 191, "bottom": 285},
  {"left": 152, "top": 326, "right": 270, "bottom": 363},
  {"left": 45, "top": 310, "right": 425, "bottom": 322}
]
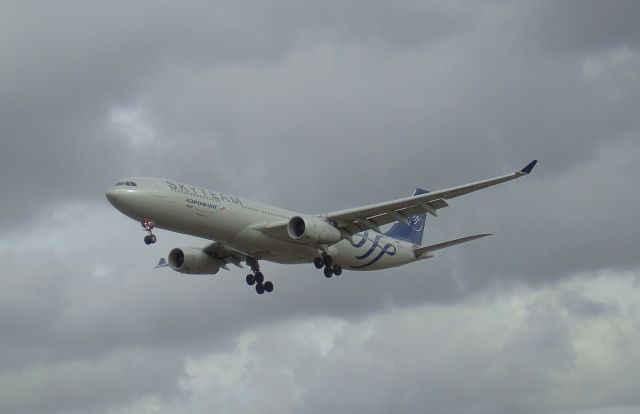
[{"left": 520, "top": 160, "right": 538, "bottom": 174}]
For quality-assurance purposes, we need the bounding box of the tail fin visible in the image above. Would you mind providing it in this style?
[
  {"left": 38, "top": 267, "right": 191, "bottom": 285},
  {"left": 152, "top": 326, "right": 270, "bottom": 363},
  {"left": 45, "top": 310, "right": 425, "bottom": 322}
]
[{"left": 384, "top": 188, "right": 428, "bottom": 245}]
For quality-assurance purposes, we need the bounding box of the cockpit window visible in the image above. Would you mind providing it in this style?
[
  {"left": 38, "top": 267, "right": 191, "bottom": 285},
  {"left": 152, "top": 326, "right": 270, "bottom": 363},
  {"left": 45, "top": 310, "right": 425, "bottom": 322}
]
[
  {"left": 115, "top": 181, "right": 137, "bottom": 187},
  {"left": 129, "top": 182, "right": 137, "bottom": 187},
  {"left": 116, "top": 182, "right": 125, "bottom": 186}
]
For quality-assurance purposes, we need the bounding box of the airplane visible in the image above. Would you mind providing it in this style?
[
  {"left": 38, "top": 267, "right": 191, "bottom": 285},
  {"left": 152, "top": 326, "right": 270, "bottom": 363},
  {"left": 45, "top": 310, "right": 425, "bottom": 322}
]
[{"left": 106, "top": 160, "right": 537, "bottom": 294}]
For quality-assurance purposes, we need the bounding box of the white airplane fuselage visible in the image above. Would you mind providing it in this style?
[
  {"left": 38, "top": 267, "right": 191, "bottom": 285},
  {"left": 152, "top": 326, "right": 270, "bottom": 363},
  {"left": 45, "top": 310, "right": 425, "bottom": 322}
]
[{"left": 106, "top": 177, "right": 419, "bottom": 271}]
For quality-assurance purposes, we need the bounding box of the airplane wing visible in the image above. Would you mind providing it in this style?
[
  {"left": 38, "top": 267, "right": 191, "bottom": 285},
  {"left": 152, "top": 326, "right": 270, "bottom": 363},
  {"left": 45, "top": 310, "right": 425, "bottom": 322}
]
[
  {"left": 254, "top": 160, "right": 536, "bottom": 242},
  {"left": 250, "top": 220, "right": 290, "bottom": 241},
  {"left": 326, "top": 160, "right": 537, "bottom": 235},
  {"left": 202, "top": 241, "right": 247, "bottom": 270}
]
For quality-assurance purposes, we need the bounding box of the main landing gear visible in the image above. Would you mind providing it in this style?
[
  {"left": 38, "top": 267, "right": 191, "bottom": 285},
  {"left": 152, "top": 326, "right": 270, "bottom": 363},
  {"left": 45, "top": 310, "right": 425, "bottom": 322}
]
[
  {"left": 314, "top": 254, "right": 342, "bottom": 278},
  {"left": 142, "top": 220, "right": 157, "bottom": 245},
  {"left": 245, "top": 258, "right": 274, "bottom": 295}
]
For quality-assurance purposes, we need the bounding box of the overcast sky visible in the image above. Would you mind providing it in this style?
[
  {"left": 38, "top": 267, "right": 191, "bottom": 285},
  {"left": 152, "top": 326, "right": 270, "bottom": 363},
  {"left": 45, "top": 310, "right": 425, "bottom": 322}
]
[{"left": 1, "top": 1, "right": 640, "bottom": 413}]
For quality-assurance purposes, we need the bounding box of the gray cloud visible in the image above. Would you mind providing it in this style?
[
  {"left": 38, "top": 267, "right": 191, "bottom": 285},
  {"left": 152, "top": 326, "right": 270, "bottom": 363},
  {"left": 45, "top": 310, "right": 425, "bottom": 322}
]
[
  {"left": 515, "top": 0, "right": 640, "bottom": 53},
  {"left": 0, "top": 347, "right": 184, "bottom": 414},
  {"left": 95, "top": 277, "right": 640, "bottom": 414}
]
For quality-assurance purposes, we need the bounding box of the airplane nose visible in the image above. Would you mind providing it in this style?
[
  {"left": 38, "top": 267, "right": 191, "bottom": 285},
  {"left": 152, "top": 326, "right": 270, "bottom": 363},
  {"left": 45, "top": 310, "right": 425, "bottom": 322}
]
[
  {"left": 105, "top": 187, "right": 125, "bottom": 207},
  {"left": 106, "top": 185, "right": 145, "bottom": 218}
]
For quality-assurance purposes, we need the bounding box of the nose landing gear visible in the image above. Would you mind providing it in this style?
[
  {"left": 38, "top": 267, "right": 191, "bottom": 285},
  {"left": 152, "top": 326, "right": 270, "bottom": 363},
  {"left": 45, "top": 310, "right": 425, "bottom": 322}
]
[
  {"left": 142, "top": 220, "right": 157, "bottom": 245},
  {"left": 245, "top": 258, "right": 274, "bottom": 294}
]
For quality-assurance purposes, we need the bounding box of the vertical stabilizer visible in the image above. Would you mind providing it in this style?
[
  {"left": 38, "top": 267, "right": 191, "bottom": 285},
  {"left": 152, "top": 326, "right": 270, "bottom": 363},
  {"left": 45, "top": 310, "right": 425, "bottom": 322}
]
[{"left": 384, "top": 188, "right": 428, "bottom": 245}]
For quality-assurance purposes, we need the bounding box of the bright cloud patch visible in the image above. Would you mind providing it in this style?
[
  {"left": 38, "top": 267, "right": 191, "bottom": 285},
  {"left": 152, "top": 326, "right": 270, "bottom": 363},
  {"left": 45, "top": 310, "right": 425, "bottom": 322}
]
[
  {"left": 103, "top": 273, "right": 640, "bottom": 414},
  {"left": 109, "top": 106, "right": 156, "bottom": 147}
]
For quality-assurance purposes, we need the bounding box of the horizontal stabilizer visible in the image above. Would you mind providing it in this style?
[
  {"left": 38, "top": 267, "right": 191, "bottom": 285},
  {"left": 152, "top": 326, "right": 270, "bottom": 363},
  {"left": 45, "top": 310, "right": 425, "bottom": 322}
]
[
  {"left": 155, "top": 258, "right": 169, "bottom": 268},
  {"left": 414, "top": 234, "right": 492, "bottom": 258}
]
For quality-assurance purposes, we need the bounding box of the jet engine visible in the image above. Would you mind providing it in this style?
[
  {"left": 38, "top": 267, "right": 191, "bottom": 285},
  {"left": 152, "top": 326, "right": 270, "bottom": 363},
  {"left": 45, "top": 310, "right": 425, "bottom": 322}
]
[
  {"left": 167, "top": 247, "right": 220, "bottom": 274},
  {"left": 287, "top": 215, "right": 341, "bottom": 245}
]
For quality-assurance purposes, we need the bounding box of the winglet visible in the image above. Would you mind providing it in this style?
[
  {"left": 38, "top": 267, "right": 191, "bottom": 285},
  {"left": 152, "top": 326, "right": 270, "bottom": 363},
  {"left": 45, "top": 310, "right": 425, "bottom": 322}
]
[{"left": 520, "top": 160, "right": 538, "bottom": 174}]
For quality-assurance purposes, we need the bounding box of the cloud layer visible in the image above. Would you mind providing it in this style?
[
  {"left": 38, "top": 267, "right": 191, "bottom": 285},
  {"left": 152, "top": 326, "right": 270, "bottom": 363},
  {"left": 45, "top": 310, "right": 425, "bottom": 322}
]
[{"left": 1, "top": 1, "right": 639, "bottom": 413}]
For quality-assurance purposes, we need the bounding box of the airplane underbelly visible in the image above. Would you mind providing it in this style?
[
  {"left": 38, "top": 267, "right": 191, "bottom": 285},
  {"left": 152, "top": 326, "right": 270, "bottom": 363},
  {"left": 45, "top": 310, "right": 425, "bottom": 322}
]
[{"left": 230, "top": 228, "right": 317, "bottom": 265}]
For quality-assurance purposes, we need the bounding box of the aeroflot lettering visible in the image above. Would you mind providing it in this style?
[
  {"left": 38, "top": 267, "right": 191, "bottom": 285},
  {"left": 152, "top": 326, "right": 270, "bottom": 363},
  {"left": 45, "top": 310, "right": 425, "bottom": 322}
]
[
  {"left": 166, "top": 180, "right": 244, "bottom": 207},
  {"left": 186, "top": 199, "right": 217, "bottom": 209}
]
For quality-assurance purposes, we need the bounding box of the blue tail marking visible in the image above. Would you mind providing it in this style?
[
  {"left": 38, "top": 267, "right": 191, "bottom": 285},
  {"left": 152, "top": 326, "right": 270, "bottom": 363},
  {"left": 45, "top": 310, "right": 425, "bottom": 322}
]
[{"left": 384, "top": 188, "right": 428, "bottom": 245}]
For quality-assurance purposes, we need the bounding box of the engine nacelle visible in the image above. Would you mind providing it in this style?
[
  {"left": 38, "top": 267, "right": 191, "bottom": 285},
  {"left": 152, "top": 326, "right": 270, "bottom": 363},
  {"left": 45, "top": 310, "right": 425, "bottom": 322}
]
[
  {"left": 168, "top": 247, "right": 220, "bottom": 275},
  {"left": 287, "top": 215, "right": 341, "bottom": 245}
]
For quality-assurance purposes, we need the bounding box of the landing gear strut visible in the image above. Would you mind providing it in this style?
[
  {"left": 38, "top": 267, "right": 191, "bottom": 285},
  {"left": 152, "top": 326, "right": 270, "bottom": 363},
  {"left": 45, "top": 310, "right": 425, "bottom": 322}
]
[
  {"left": 142, "top": 220, "right": 157, "bottom": 245},
  {"left": 245, "top": 258, "right": 274, "bottom": 294},
  {"left": 315, "top": 253, "right": 342, "bottom": 278}
]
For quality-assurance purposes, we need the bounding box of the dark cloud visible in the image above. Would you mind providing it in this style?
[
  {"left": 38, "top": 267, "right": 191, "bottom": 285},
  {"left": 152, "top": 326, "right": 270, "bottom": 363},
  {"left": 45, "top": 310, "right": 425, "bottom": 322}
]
[
  {"left": 0, "top": 347, "right": 184, "bottom": 414},
  {"left": 1, "top": 1, "right": 639, "bottom": 413},
  {"left": 516, "top": 0, "right": 640, "bottom": 53}
]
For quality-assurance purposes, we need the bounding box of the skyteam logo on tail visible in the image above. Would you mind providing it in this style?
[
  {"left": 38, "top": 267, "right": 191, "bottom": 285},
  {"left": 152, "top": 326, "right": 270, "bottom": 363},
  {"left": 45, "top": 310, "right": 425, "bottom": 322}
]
[{"left": 410, "top": 215, "right": 424, "bottom": 232}]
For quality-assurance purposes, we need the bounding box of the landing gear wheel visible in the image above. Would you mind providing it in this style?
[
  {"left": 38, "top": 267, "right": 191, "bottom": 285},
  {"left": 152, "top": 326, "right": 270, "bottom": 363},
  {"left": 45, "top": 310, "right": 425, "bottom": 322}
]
[
  {"left": 333, "top": 265, "right": 342, "bottom": 276},
  {"left": 246, "top": 259, "right": 272, "bottom": 294},
  {"left": 142, "top": 220, "right": 156, "bottom": 245},
  {"left": 323, "top": 255, "right": 333, "bottom": 267},
  {"left": 324, "top": 266, "right": 334, "bottom": 278},
  {"left": 314, "top": 257, "right": 324, "bottom": 269}
]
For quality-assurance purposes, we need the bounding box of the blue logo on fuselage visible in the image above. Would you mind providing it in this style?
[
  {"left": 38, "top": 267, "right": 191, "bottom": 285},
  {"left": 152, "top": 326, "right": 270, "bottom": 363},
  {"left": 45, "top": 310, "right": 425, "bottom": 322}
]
[{"left": 349, "top": 231, "right": 396, "bottom": 269}]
